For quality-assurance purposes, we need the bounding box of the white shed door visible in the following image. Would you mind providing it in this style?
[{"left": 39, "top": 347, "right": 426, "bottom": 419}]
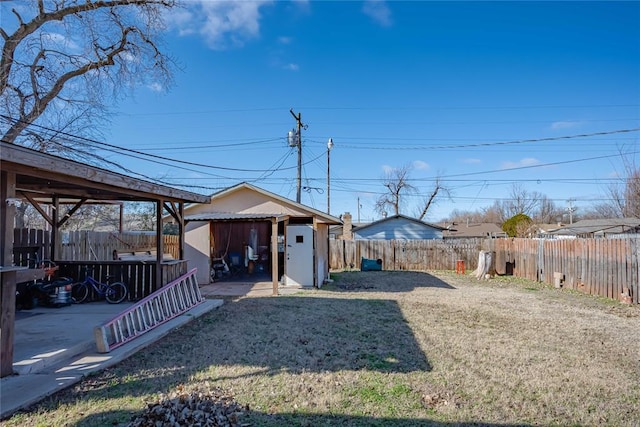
[
  {"left": 285, "top": 225, "right": 314, "bottom": 287},
  {"left": 185, "top": 221, "right": 210, "bottom": 284}
]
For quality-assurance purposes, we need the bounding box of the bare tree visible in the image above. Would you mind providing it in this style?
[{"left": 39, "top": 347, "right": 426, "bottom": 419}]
[
  {"left": 61, "top": 204, "right": 121, "bottom": 231},
  {"left": 416, "top": 176, "right": 451, "bottom": 221},
  {"left": 623, "top": 166, "right": 640, "bottom": 217},
  {"left": 123, "top": 202, "right": 156, "bottom": 231},
  {"left": 480, "top": 203, "right": 505, "bottom": 224},
  {"left": 506, "top": 183, "right": 542, "bottom": 218},
  {"left": 593, "top": 148, "right": 640, "bottom": 218},
  {"left": 2, "top": 0, "right": 177, "bottom": 229},
  {"left": 1, "top": 0, "right": 176, "bottom": 157},
  {"left": 535, "top": 195, "right": 563, "bottom": 224},
  {"left": 375, "top": 164, "right": 416, "bottom": 217}
]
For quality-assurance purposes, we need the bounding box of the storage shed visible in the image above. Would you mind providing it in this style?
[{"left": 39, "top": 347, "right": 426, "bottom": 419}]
[{"left": 178, "top": 183, "right": 342, "bottom": 294}]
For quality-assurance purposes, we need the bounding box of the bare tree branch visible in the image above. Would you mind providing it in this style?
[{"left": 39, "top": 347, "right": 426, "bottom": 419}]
[
  {"left": 375, "top": 164, "right": 416, "bottom": 216},
  {"left": 1, "top": 0, "right": 176, "bottom": 152},
  {"left": 417, "top": 176, "right": 451, "bottom": 221}
]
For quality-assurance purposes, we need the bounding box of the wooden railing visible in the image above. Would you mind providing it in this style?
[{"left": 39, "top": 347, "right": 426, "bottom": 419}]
[
  {"left": 56, "top": 260, "right": 188, "bottom": 301},
  {"left": 94, "top": 269, "right": 204, "bottom": 353}
]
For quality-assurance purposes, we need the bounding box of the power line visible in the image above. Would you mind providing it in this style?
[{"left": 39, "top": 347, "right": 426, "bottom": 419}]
[
  {"left": 0, "top": 115, "right": 307, "bottom": 173},
  {"left": 109, "top": 103, "right": 640, "bottom": 117},
  {"left": 307, "top": 128, "right": 640, "bottom": 150}
]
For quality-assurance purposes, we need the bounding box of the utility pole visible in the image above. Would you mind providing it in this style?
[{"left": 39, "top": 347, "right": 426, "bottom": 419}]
[
  {"left": 327, "top": 138, "right": 334, "bottom": 214},
  {"left": 567, "top": 198, "right": 576, "bottom": 224},
  {"left": 290, "top": 109, "right": 304, "bottom": 203}
]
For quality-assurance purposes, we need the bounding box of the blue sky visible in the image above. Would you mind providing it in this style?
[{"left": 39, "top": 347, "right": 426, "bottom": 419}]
[{"left": 55, "top": 1, "right": 640, "bottom": 221}]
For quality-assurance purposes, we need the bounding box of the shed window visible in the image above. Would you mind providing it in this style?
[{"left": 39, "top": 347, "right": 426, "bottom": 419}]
[{"left": 296, "top": 235, "right": 304, "bottom": 243}]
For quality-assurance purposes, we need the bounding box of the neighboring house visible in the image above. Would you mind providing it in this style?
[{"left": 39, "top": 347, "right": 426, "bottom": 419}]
[
  {"left": 544, "top": 218, "right": 640, "bottom": 238},
  {"left": 352, "top": 214, "right": 445, "bottom": 240},
  {"left": 441, "top": 222, "right": 507, "bottom": 239},
  {"left": 330, "top": 212, "right": 369, "bottom": 240},
  {"left": 531, "top": 223, "right": 566, "bottom": 238},
  {"left": 178, "top": 182, "right": 342, "bottom": 288}
]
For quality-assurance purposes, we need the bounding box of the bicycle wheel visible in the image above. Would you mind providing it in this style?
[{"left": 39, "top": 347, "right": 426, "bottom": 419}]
[
  {"left": 106, "top": 282, "right": 128, "bottom": 304},
  {"left": 71, "top": 283, "right": 89, "bottom": 303}
]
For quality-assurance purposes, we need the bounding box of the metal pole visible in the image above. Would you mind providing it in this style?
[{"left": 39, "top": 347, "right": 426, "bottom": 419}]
[{"left": 327, "top": 138, "right": 333, "bottom": 214}]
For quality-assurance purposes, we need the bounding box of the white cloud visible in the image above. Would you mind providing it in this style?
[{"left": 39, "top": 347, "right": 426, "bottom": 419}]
[
  {"left": 169, "top": 1, "right": 274, "bottom": 50},
  {"left": 550, "top": 120, "right": 584, "bottom": 130},
  {"left": 501, "top": 157, "right": 540, "bottom": 169},
  {"left": 283, "top": 63, "right": 299, "bottom": 71},
  {"left": 362, "top": 0, "right": 392, "bottom": 27},
  {"left": 118, "top": 51, "right": 138, "bottom": 63},
  {"left": 42, "top": 32, "right": 80, "bottom": 51},
  {"left": 462, "top": 158, "right": 481, "bottom": 164},
  {"left": 165, "top": 8, "right": 197, "bottom": 36},
  {"left": 413, "top": 160, "right": 429, "bottom": 170},
  {"left": 278, "top": 36, "right": 292, "bottom": 45},
  {"left": 382, "top": 164, "right": 394, "bottom": 174},
  {"left": 148, "top": 82, "right": 164, "bottom": 92}
]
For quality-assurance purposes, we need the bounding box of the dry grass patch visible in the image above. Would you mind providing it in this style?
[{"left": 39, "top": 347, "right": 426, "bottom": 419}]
[{"left": 2, "top": 270, "right": 639, "bottom": 426}]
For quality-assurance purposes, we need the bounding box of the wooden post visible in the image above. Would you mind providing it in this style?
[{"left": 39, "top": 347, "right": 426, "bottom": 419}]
[
  {"left": 178, "top": 202, "right": 185, "bottom": 261},
  {"left": 156, "top": 200, "right": 163, "bottom": 287},
  {"left": 271, "top": 219, "right": 278, "bottom": 296},
  {"left": 51, "top": 196, "right": 59, "bottom": 261},
  {"left": 1, "top": 171, "right": 17, "bottom": 377}
]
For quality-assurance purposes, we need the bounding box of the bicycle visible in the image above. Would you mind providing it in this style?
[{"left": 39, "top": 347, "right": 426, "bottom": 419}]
[{"left": 71, "top": 266, "right": 128, "bottom": 304}]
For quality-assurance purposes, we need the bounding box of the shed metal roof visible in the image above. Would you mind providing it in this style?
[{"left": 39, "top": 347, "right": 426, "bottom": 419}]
[{"left": 185, "top": 212, "right": 289, "bottom": 222}]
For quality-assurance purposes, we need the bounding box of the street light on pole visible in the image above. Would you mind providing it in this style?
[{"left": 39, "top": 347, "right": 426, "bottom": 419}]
[{"left": 327, "top": 138, "right": 334, "bottom": 214}]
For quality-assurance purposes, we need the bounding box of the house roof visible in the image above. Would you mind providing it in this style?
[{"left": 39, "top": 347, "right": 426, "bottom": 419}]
[
  {"left": 184, "top": 182, "right": 342, "bottom": 225},
  {"left": 441, "top": 222, "right": 506, "bottom": 238},
  {"left": 354, "top": 214, "right": 446, "bottom": 233},
  {"left": 546, "top": 218, "right": 640, "bottom": 236}
]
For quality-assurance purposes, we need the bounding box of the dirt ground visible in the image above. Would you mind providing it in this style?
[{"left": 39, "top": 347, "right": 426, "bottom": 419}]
[{"left": 3, "top": 270, "right": 639, "bottom": 427}]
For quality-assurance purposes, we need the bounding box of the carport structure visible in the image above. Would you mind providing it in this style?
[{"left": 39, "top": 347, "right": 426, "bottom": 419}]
[{"left": 0, "top": 141, "right": 210, "bottom": 377}]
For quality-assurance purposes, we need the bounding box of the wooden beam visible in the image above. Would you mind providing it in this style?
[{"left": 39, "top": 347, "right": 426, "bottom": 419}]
[
  {"left": 51, "top": 197, "right": 59, "bottom": 261},
  {"left": 16, "top": 185, "right": 105, "bottom": 200},
  {"left": 272, "top": 218, "right": 279, "bottom": 296},
  {"left": 57, "top": 198, "right": 87, "bottom": 228},
  {"left": 313, "top": 216, "right": 318, "bottom": 287},
  {"left": 156, "top": 200, "right": 163, "bottom": 286},
  {"left": 21, "top": 192, "right": 53, "bottom": 227},
  {"left": 119, "top": 203, "right": 123, "bottom": 232},
  {"left": 178, "top": 203, "right": 185, "bottom": 260},
  {"left": 163, "top": 201, "right": 180, "bottom": 222}
]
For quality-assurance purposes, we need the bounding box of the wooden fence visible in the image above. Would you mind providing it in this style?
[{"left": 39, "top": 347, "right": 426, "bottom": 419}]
[
  {"left": 12, "top": 229, "right": 185, "bottom": 300},
  {"left": 488, "top": 238, "right": 639, "bottom": 304},
  {"left": 12, "top": 229, "right": 180, "bottom": 263},
  {"left": 330, "top": 238, "right": 487, "bottom": 272},
  {"left": 330, "top": 238, "right": 639, "bottom": 304},
  {"left": 58, "top": 231, "right": 180, "bottom": 261}
]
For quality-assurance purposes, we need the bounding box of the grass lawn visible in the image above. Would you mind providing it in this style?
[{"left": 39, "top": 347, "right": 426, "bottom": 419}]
[{"left": 2, "top": 270, "right": 639, "bottom": 426}]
